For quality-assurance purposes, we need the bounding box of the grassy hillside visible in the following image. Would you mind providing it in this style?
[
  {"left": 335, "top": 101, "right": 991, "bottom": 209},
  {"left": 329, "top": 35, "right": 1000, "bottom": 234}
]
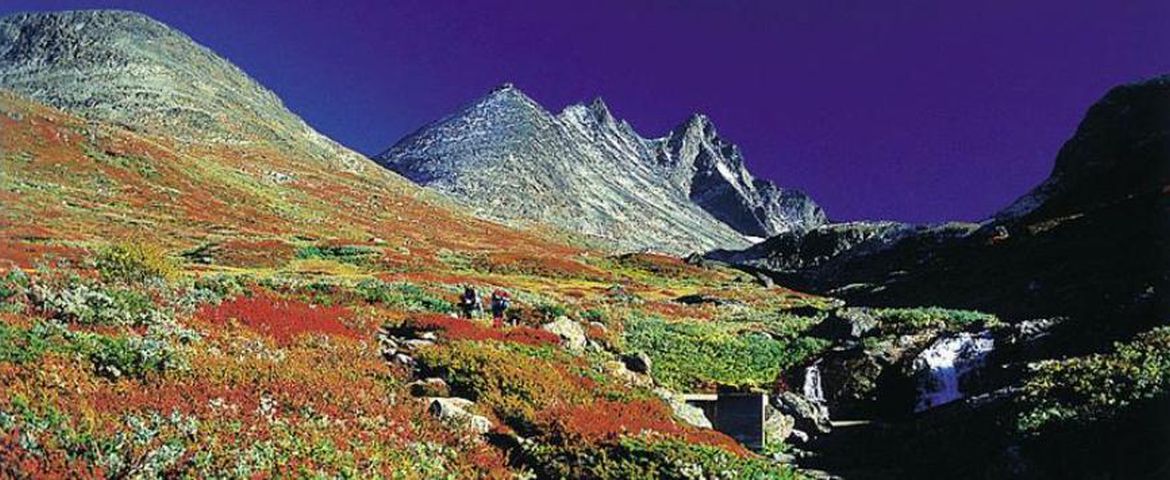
[{"left": 0, "top": 91, "right": 827, "bottom": 478}]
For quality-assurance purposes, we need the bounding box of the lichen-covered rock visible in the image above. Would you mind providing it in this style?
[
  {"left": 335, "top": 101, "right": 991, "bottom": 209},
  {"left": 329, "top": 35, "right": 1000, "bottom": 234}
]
[
  {"left": 408, "top": 377, "right": 450, "bottom": 397},
  {"left": 426, "top": 397, "right": 493, "bottom": 434},
  {"left": 764, "top": 404, "right": 796, "bottom": 445},
  {"left": 622, "top": 351, "right": 653, "bottom": 374},
  {"left": 653, "top": 388, "right": 713, "bottom": 429},
  {"left": 773, "top": 391, "right": 832, "bottom": 435},
  {"left": 541, "top": 316, "right": 587, "bottom": 353}
]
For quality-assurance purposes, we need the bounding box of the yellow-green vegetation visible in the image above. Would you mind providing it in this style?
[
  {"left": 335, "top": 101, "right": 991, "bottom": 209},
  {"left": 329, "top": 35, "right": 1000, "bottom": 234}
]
[
  {"left": 624, "top": 313, "right": 828, "bottom": 391},
  {"left": 95, "top": 241, "right": 179, "bottom": 283},
  {"left": 1017, "top": 326, "right": 1170, "bottom": 432}
]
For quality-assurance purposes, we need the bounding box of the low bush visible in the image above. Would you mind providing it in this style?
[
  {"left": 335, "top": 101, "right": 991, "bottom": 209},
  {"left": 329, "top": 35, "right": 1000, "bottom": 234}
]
[
  {"left": 1017, "top": 326, "right": 1170, "bottom": 432},
  {"left": 354, "top": 279, "right": 453, "bottom": 313},
  {"left": 31, "top": 281, "right": 169, "bottom": 327},
  {"left": 296, "top": 244, "right": 380, "bottom": 266},
  {"left": 197, "top": 293, "right": 358, "bottom": 345},
  {"left": 413, "top": 340, "right": 613, "bottom": 430},
  {"left": 95, "top": 241, "right": 179, "bottom": 283},
  {"left": 871, "top": 307, "right": 1000, "bottom": 336},
  {"left": 624, "top": 315, "right": 827, "bottom": 391},
  {"left": 521, "top": 435, "right": 798, "bottom": 480},
  {"left": 0, "top": 321, "right": 185, "bottom": 379}
]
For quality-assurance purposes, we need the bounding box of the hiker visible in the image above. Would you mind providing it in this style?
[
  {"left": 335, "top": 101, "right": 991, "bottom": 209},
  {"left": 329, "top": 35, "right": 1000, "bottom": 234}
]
[
  {"left": 459, "top": 286, "right": 482, "bottom": 319},
  {"left": 490, "top": 289, "right": 511, "bottom": 328}
]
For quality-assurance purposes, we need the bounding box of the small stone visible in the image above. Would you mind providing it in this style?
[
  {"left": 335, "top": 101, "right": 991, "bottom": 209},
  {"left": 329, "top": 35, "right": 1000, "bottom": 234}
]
[
  {"left": 622, "top": 352, "right": 652, "bottom": 374},
  {"left": 427, "top": 397, "right": 493, "bottom": 434},
  {"left": 392, "top": 353, "right": 415, "bottom": 368},
  {"left": 403, "top": 339, "right": 435, "bottom": 350},
  {"left": 409, "top": 378, "right": 450, "bottom": 397}
]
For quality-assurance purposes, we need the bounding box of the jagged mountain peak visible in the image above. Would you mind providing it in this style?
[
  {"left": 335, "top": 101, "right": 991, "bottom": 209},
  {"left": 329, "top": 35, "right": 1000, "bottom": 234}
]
[
  {"left": 377, "top": 88, "right": 825, "bottom": 252},
  {"left": 0, "top": 9, "right": 368, "bottom": 170}
]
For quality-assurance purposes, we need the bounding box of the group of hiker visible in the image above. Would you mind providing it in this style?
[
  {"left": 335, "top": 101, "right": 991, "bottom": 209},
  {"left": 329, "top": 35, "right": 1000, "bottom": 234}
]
[{"left": 459, "top": 286, "right": 511, "bottom": 328}]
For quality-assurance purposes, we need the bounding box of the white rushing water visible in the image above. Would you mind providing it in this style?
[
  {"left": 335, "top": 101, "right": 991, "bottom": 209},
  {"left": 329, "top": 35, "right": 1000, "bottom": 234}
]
[
  {"left": 803, "top": 361, "right": 826, "bottom": 403},
  {"left": 913, "top": 331, "right": 995, "bottom": 412}
]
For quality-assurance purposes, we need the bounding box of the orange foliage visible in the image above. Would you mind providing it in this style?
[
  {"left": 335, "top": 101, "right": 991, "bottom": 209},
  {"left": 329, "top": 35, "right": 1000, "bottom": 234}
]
[
  {"left": 198, "top": 293, "right": 359, "bottom": 344},
  {"left": 534, "top": 399, "right": 750, "bottom": 456}
]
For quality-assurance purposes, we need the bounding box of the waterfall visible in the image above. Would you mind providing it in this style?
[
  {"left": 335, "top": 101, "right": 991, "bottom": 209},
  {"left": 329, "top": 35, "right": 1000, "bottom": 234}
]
[
  {"left": 802, "top": 361, "right": 825, "bottom": 403},
  {"left": 913, "top": 331, "right": 995, "bottom": 412}
]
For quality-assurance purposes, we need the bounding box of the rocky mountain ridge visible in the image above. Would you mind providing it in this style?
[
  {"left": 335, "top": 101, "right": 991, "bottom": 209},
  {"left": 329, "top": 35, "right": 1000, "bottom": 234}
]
[
  {"left": 0, "top": 10, "right": 367, "bottom": 171},
  {"left": 376, "top": 84, "right": 825, "bottom": 254},
  {"left": 711, "top": 75, "right": 1169, "bottom": 334}
]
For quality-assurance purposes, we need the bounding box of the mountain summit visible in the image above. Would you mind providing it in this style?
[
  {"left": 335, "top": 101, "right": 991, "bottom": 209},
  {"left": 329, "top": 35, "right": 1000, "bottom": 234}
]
[
  {"left": 0, "top": 10, "right": 366, "bottom": 170},
  {"left": 375, "top": 84, "right": 824, "bottom": 253}
]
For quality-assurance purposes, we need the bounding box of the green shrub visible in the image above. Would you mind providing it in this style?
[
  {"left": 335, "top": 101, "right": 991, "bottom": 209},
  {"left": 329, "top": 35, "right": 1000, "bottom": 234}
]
[
  {"left": 871, "top": 307, "right": 999, "bottom": 335},
  {"left": 353, "top": 279, "right": 453, "bottom": 313},
  {"left": 88, "top": 335, "right": 181, "bottom": 380},
  {"left": 521, "top": 436, "right": 799, "bottom": 479},
  {"left": 296, "top": 245, "right": 379, "bottom": 266},
  {"left": 31, "top": 281, "right": 168, "bottom": 327},
  {"left": 623, "top": 315, "right": 827, "bottom": 391},
  {"left": 95, "top": 242, "right": 179, "bottom": 283},
  {"left": 1017, "top": 326, "right": 1170, "bottom": 432},
  {"left": 535, "top": 303, "right": 568, "bottom": 320},
  {"left": 0, "top": 269, "right": 30, "bottom": 312},
  {"left": 0, "top": 321, "right": 187, "bottom": 380},
  {"left": 582, "top": 308, "right": 606, "bottom": 323}
]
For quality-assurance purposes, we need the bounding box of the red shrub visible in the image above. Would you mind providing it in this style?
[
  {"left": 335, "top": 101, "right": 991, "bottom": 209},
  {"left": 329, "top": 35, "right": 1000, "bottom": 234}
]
[
  {"left": 535, "top": 399, "right": 749, "bottom": 456},
  {"left": 199, "top": 293, "right": 358, "bottom": 344},
  {"left": 403, "top": 314, "right": 560, "bottom": 347}
]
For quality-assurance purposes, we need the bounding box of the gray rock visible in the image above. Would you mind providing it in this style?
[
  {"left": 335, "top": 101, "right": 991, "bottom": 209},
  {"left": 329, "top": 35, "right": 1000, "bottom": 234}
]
[
  {"left": 764, "top": 404, "right": 795, "bottom": 446},
  {"left": 402, "top": 339, "right": 435, "bottom": 350},
  {"left": 653, "top": 388, "right": 713, "bottom": 429},
  {"left": 774, "top": 391, "right": 832, "bottom": 435},
  {"left": 622, "top": 352, "right": 653, "bottom": 374},
  {"left": 426, "top": 397, "right": 493, "bottom": 434},
  {"left": 408, "top": 378, "right": 450, "bottom": 397},
  {"left": 813, "top": 307, "right": 878, "bottom": 340},
  {"left": 392, "top": 353, "right": 416, "bottom": 369},
  {"left": 541, "top": 316, "right": 587, "bottom": 353}
]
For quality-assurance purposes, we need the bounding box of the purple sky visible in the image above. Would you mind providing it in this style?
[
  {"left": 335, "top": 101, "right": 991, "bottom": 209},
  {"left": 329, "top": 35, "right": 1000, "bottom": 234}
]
[{"left": 3, "top": 1, "right": 1168, "bottom": 222}]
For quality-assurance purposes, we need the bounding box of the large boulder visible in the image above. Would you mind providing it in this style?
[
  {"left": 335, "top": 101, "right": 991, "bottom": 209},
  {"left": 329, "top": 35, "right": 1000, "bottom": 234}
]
[
  {"left": 427, "top": 397, "right": 493, "bottom": 434},
  {"left": 812, "top": 307, "right": 878, "bottom": 341},
  {"left": 764, "top": 404, "right": 796, "bottom": 445},
  {"left": 773, "top": 391, "right": 832, "bottom": 435},
  {"left": 542, "top": 316, "right": 587, "bottom": 353},
  {"left": 653, "top": 388, "right": 713, "bottom": 429},
  {"left": 622, "top": 352, "right": 653, "bottom": 375}
]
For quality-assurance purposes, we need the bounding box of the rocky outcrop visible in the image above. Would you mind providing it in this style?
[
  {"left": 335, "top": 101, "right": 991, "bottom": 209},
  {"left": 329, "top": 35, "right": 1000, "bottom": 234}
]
[
  {"left": 541, "top": 316, "right": 587, "bottom": 353},
  {"left": 375, "top": 85, "right": 824, "bottom": 254},
  {"left": 0, "top": 10, "right": 367, "bottom": 170},
  {"left": 427, "top": 397, "right": 494, "bottom": 434},
  {"left": 708, "top": 76, "right": 1169, "bottom": 338}
]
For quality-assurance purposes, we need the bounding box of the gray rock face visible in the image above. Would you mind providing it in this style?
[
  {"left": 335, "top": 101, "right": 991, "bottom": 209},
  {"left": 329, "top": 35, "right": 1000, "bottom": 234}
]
[
  {"left": 375, "top": 85, "right": 824, "bottom": 254},
  {"left": 656, "top": 114, "right": 826, "bottom": 238},
  {"left": 773, "top": 391, "right": 832, "bottom": 436},
  {"left": 0, "top": 10, "right": 366, "bottom": 170},
  {"left": 541, "top": 316, "right": 586, "bottom": 353}
]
